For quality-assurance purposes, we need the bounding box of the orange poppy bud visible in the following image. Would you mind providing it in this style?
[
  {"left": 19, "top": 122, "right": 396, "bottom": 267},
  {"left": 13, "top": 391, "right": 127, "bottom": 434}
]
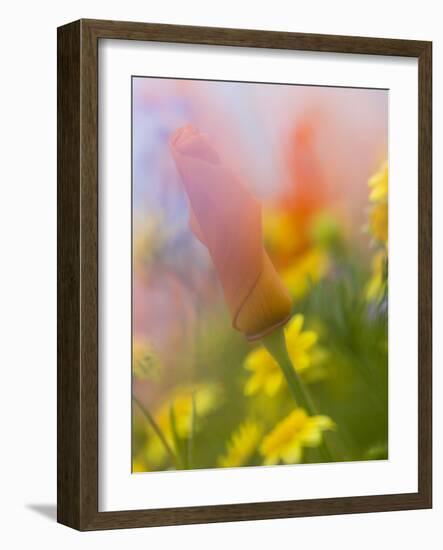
[{"left": 170, "top": 125, "right": 292, "bottom": 341}]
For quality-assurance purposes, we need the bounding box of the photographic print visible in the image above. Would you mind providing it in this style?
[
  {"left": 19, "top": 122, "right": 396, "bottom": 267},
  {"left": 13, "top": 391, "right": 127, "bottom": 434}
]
[{"left": 131, "top": 76, "right": 388, "bottom": 473}]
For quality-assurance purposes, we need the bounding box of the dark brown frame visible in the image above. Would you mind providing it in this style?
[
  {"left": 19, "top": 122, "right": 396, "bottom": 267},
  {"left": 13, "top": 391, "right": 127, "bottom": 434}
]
[{"left": 57, "top": 18, "right": 432, "bottom": 531}]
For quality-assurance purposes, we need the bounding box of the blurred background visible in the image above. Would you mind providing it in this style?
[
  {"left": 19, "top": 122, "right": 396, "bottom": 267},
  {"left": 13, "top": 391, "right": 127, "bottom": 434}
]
[{"left": 131, "top": 77, "right": 388, "bottom": 472}]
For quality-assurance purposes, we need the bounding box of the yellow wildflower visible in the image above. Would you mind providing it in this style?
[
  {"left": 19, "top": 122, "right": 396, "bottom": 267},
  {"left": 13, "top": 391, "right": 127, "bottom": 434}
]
[
  {"left": 366, "top": 162, "right": 388, "bottom": 301},
  {"left": 244, "top": 347, "right": 282, "bottom": 396},
  {"left": 365, "top": 249, "right": 387, "bottom": 303},
  {"left": 132, "top": 339, "right": 161, "bottom": 380},
  {"left": 217, "top": 420, "right": 262, "bottom": 468},
  {"left": 369, "top": 201, "right": 388, "bottom": 245},
  {"left": 282, "top": 248, "right": 329, "bottom": 300},
  {"left": 260, "top": 408, "right": 335, "bottom": 465},
  {"left": 146, "top": 384, "right": 221, "bottom": 464},
  {"left": 156, "top": 384, "right": 221, "bottom": 438},
  {"left": 244, "top": 314, "right": 320, "bottom": 396},
  {"left": 368, "top": 162, "right": 388, "bottom": 245},
  {"left": 285, "top": 314, "right": 319, "bottom": 368},
  {"left": 368, "top": 161, "right": 388, "bottom": 203}
]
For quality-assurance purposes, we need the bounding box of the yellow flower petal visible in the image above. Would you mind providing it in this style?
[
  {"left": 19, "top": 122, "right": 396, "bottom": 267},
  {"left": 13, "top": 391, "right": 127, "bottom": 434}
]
[
  {"left": 368, "top": 162, "right": 388, "bottom": 203},
  {"left": 369, "top": 202, "right": 388, "bottom": 244},
  {"left": 263, "top": 454, "right": 279, "bottom": 466},
  {"left": 294, "top": 331, "right": 318, "bottom": 350},
  {"left": 260, "top": 409, "right": 334, "bottom": 465},
  {"left": 285, "top": 313, "right": 304, "bottom": 338},
  {"left": 244, "top": 374, "right": 263, "bottom": 396},
  {"left": 218, "top": 420, "right": 262, "bottom": 468},
  {"left": 281, "top": 442, "right": 303, "bottom": 464},
  {"left": 299, "top": 426, "right": 323, "bottom": 447},
  {"left": 244, "top": 314, "right": 324, "bottom": 396},
  {"left": 244, "top": 347, "right": 274, "bottom": 371},
  {"left": 313, "top": 415, "right": 336, "bottom": 431},
  {"left": 264, "top": 372, "right": 284, "bottom": 396},
  {"left": 291, "top": 352, "right": 310, "bottom": 370},
  {"left": 282, "top": 249, "right": 329, "bottom": 300}
]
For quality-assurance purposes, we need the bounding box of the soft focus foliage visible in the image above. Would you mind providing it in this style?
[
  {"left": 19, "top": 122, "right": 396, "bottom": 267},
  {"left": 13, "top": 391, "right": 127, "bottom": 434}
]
[
  {"left": 143, "top": 384, "right": 222, "bottom": 467},
  {"left": 131, "top": 78, "right": 388, "bottom": 472}
]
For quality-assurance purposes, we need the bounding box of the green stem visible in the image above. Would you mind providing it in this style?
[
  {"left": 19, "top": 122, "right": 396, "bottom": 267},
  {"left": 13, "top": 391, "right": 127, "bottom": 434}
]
[
  {"left": 262, "top": 327, "right": 334, "bottom": 463},
  {"left": 169, "top": 404, "right": 186, "bottom": 469},
  {"left": 133, "top": 396, "right": 178, "bottom": 469},
  {"left": 262, "top": 329, "right": 316, "bottom": 414},
  {"left": 187, "top": 391, "right": 196, "bottom": 469}
]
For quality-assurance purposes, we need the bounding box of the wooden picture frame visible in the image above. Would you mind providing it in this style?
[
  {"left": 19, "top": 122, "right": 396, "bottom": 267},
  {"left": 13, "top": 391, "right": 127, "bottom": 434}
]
[{"left": 57, "top": 18, "right": 432, "bottom": 530}]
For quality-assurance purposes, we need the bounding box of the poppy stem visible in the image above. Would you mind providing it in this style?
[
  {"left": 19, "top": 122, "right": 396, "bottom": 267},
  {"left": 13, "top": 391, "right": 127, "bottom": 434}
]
[
  {"left": 262, "top": 328, "right": 315, "bottom": 414},
  {"left": 262, "top": 327, "right": 334, "bottom": 463}
]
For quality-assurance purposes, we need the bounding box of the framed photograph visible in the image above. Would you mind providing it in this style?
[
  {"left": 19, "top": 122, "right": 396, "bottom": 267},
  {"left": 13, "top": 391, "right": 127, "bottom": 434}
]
[{"left": 57, "top": 19, "right": 432, "bottom": 530}]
